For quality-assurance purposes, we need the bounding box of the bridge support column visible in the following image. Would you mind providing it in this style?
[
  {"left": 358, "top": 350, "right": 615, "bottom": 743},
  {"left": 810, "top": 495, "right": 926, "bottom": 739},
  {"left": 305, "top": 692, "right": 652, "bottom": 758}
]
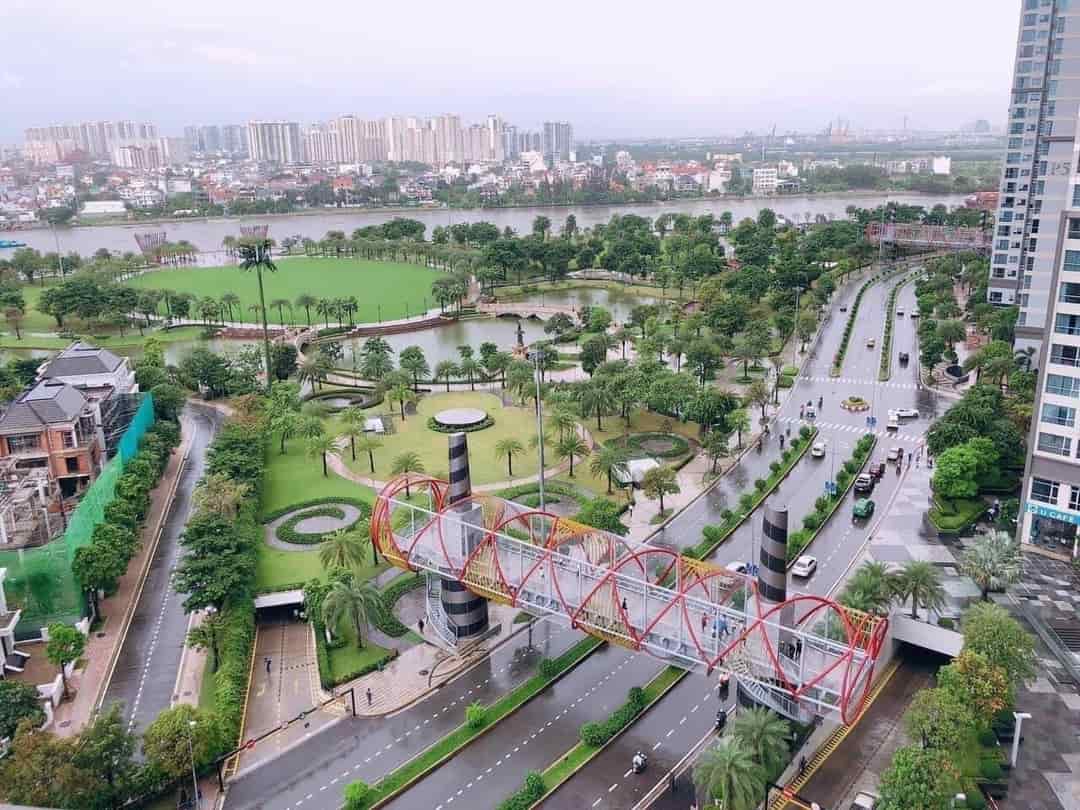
[{"left": 437, "top": 432, "right": 489, "bottom": 641}]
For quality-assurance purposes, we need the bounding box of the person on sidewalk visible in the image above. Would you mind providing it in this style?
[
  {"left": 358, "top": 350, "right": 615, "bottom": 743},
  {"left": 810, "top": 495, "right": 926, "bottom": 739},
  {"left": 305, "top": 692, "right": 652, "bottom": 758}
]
[
  {"left": 418, "top": 618, "right": 425, "bottom": 635},
  {"left": 265, "top": 657, "right": 271, "bottom": 677},
  {"left": 366, "top": 688, "right": 373, "bottom": 706}
]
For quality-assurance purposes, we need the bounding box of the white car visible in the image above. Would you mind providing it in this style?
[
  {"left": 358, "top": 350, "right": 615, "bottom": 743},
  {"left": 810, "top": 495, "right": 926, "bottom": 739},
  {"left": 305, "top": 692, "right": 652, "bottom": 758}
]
[
  {"left": 725, "top": 562, "right": 748, "bottom": 575},
  {"left": 811, "top": 441, "right": 826, "bottom": 458},
  {"left": 791, "top": 555, "right": 818, "bottom": 578},
  {"left": 851, "top": 792, "right": 880, "bottom": 810},
  {"left": 893, "top": 407, "right": 919, "bottom": 419},
  {"left": 866, "top": 338, "right": 875, "bottom": 348},
  {"left": 886, "top": 447, "right": 901, "bottom": 462},
  {"left": 896, "top": 308, "right": 904, "bottom": 317}
]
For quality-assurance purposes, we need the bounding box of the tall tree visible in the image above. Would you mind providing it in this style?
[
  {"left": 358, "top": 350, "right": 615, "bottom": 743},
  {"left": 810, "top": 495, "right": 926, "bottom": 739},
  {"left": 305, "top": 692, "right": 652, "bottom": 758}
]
[
  {"left": 323, "top": 577, "right": 381, "bottom": 648},
  {"left": 893, "top": 560, "right": 945, "bottom": 620},
  {"left": 391, "top": 452, "right": 425, "bottom": 497},
  {"left": 731, "top": 706, "right": 790, "bottom": 779},
  {"left": 237, "top": 238, "right": 277, "bottom": 393},
  {"left": 692, "top": 739, "right": 762, "bottom": 810},
  {"left": 641, "top": 465, "right": 680, "bottom": 514},
  {"left": 45, "top": 623, "right": 85, "bottom": 700},
  {"left": 319, "top": 529, "right": 369, "bottom": 571},
  {"left": 556, "top": 433, "right": 589, "bottom": 477},
  {"left": 494, "top": 438, "right": 526, "bottom": 478},
  {"left": 398, "top": 345, "right": 430, "bottom": 392},
  {"left": 355, "top": 434, "right": 382, "bottom": 474},
  {"left": 589, "top": 445, "right": 630, "bottom": 494},
  {"left": 307, "top": 433, "right": 339, "bottom": 477}
]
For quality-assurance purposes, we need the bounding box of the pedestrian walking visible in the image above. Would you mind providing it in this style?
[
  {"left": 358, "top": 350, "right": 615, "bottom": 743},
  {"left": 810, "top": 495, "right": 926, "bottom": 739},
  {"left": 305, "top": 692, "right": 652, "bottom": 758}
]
[
  {"left": 701, "top": 614, "right": 708, "bottom": 632},
  {"left": 366, "top": 688, "right": 373, "bottom": 706},
  {"left": 265, "top": 657, "right": 271, "bottom": 675},
  {"left": 418, "top": 617, "right": 425, "bottom": 635},
  {"left": 799, "top": 755, "right": 808, "bottom": 774}
]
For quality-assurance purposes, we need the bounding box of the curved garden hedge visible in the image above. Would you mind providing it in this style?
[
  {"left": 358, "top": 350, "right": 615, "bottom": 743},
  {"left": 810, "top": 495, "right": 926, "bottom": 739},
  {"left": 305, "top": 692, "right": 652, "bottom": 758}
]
[
  {"left": 604, "top": 431, "right": 691, "bottom": 459},
  {"left": 275, "top": 505, "right": 369, "bottom": 545}
]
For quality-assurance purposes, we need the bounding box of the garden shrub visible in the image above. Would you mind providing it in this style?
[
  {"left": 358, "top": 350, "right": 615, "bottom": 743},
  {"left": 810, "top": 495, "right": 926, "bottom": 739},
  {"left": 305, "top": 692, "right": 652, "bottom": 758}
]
[
  {"left": 754, "top": 478, "right": 767, "bottom": 491},
  {"left": 939, "top": 617, "right": 957, "bottom": 630},
  {"left": 275, "top": 505, "right": 365, "bottom": 545},
  {"left": 371, "top": 574, "right": 424, "bottom": 637},
  {"left": 799, "top": 425, "right": 812, "bottom": 440},
  {"left": 815, "top": 496, "right": 830, "bottom": 513},
  {"left": 539, "top": 658, "right": 559, "bottom": 679},
  {"left": 980, "top": 759, "right": 1003, "bottom": 780},
  {"left": 769, "top": 461, "right": 782, "bottom": 475},
  {"left": 778, "top": 375, "right": 794, "bottom": 388},
  {"left": 977, "top": 727, "right": 997, "bottom": 746},
  {"left": 262, "top": 495, "right": 372, "bottom": 523},
  {"left": 466, "top": 701, "right": 487, "bottom": 730},
  {"left": 344, "top": 781, "right": 371, "bottom": 810},
  {"left": 720, "top": 509, "right": 734, "bottom": 524},
  {"left": 782, "top": 449, "right": 793, "bottom": 463},
  {"left": 577, "top": 685, "right": 652, "bottom": 748},
  {"left": 966, "top": 792, "right": 987, "bottom": 810},
  {"left": 497, "top": 771, "right": 546, "bottom": 810},
  {"left": 427, "top": 415, "right": 495, "bottom": 434},
  {"left": 739, "top": 493, "right": 755, "bottom": 512}
]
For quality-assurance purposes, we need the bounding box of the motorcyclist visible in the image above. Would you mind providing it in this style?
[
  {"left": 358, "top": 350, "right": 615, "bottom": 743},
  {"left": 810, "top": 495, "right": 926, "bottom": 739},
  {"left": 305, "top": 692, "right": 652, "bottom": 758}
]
[
  {"left": 818, "top": 395, "right": 823, "bottom": 409},
  {"left": 716, "top": 709, "right": 728, "bottom": 731},
  {"left": 633, "top": 751, "right": 647, "bottom": 773},
  {"left": 779, "top": 434, "right": 785, "bottom": 449}
]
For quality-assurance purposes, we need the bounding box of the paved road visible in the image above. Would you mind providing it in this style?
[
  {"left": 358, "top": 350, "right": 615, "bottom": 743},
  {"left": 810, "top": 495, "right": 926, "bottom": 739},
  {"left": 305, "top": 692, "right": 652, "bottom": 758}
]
[
  {"left": 544, "top": 271, "right": 947, "bottom": 809},
  {"left": 224, "top": 619, "right": 580, "bottom": 810},
  {"left": 100, "top": 404, "right": 222, "bottom": 737}
]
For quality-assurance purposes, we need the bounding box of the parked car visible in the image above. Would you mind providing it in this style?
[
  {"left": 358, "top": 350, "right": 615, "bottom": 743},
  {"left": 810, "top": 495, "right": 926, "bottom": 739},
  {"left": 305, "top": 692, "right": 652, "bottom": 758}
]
[
  {"left": 853, "top": 498, "right": 876, "bottom": 519},
  {"left": 854, "top": 473, "right": 874, "bottom": 493},
  {"left": 866, "top": 338, "right": 876, "bottom": 348},
  {"left": 791, "top": 555, "right": 818, "bottom": 578},
  {"left": 896, "top": 308, "right": 904, "bottom": 316},
  {"left": 851, "top": 792, "right": 880, "bottom": 810},
  {"left": 898, "top": 351, "right": 909, "bottom": 365},
  {"left": 894, "top": 407, "right": 919, "bottom": 419},
  {"left": 811, "top": 441, "right": 826, "bottom": 458},
  {"left": 869, "top": 462, "right": 886, "bottom": 481}
]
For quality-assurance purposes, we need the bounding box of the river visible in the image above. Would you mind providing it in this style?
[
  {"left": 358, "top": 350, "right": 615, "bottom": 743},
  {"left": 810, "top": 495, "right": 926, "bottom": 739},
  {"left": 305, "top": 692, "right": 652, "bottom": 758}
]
[{"left": 6, "top": 192, "right": 969, "bottom": 257}]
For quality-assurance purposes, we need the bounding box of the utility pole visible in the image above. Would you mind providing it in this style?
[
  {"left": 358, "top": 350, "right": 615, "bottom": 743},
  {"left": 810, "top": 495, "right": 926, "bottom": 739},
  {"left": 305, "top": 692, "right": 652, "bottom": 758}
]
[{"left": 529, "top": 347, "right": 546, "bottom": 512}]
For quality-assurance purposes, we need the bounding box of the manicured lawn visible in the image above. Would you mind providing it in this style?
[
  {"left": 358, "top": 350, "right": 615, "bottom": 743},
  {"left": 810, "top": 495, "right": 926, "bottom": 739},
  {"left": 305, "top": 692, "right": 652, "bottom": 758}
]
[
  {"left": 326, "top": 618, "right": 392, "bottom": 682},
  {"left": 343, "top": 392, "right": 561, "bottom": 486},
  {"left": 199, "top": 665, "right": 217, "bottom": 712},
  {"left": 262, "top": 434, "right": 375, "bottom": 517},
  {"left": 125, "top": 258, "right": 443, "bottom": 325},
  {"left": 589, "top": 408, "right": 701, "bottom": 447}
]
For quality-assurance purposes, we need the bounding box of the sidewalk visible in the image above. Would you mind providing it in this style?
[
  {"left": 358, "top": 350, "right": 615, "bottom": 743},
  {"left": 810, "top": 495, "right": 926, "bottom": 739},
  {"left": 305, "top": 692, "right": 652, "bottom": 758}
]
[{"left": 48, "top": 413, "right": 194, "bottom": 736}]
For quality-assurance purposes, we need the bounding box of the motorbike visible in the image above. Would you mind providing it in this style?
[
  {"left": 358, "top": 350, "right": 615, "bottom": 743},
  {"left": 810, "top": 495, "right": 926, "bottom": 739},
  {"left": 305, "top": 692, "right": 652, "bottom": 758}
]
[
  {"left": 716, "top": 709, "right": 728, "bottom": 731},
  {"left": 632, "top": 752, "right": 648, "bottom": 774}
]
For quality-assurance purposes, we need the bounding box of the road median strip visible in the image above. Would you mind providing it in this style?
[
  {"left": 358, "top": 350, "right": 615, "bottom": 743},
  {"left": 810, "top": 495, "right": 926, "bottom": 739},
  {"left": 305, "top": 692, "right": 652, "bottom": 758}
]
[
  {"left": 345, "top": 636, "right": 603, "bottom": 809},
  {"left": 515, "top": 666, "right": 688, "bottom": 809}
]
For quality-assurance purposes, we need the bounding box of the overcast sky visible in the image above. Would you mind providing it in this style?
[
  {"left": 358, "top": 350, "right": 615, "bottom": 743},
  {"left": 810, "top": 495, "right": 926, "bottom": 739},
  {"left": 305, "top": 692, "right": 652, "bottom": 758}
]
[{"left": 1, "top": 0, "right": 1019, "bottom": 143}]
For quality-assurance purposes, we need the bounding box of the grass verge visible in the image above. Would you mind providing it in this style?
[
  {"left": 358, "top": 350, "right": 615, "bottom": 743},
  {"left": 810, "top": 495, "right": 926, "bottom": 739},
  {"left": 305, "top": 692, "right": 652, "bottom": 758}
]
[
  {"left": 928, "top": 496, "right": 984, "bottom": 534},
  {"left": 350, "top": 637, "right": 603, "bottom": 809}
]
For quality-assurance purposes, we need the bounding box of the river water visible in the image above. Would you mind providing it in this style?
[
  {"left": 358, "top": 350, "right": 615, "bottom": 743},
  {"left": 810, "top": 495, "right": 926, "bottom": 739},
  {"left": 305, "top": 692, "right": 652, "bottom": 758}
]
[{"left": 6, "top": 192, "right": 969, "bottom": 257}]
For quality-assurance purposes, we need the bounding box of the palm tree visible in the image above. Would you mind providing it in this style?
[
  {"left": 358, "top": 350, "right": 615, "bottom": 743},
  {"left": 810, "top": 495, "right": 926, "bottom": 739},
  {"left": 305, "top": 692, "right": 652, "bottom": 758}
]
[
  {"left": 339, "top": 418, "right": 365, "bottom": 462},
  {"left": 894, "top": 560, "right": 946, "bottom": 620},
  {"left": 556, "top": 433, "right": 588, "bottom": 477},
  {"left": 578, "top": 382, "right": 615, "bottom": 431},
  {"left": 295, "top": 294, "right": 317, "bottom": 326},
  {"left": 590, "top": 445, "right": 630, "bottom": 494},
  {"left": 494, "top": 438, "right": 526, "bottom": 478},
  {"left": 270, "top": 298, "right": 292, "bottom": 326},
  {"left": 322, "top": 578, "right": 381, "bottom": 649},
  {"left": 316, "top": 298, "right": 334, "bottom": 328},
  {"left": 434, "top": 360, "right": 459, "bottom": 392},
  {"left": 726, "top": 409, "right": 751, "bottom": 449},
  {"left": 960, "top": 530, "right": 1021, "bottom": 601},
  {"left": 546, "top": 407, "right": 577, "bottom": 441},
  {"left": 220, "top": 291, "right": 240, "bottom": 322},
  {"left": 614, "top": 327, "right": 632, "bottom": 360},
  {"left": 355, "top": 434, "right": 382, "bottom": 474},
  {"left": 391, "top": 452, "right": 425, "bottom": 497},
  {"left": 731, "top": 706, "right": 790, "bottom": 778},
  {"left": 841, "top": 561, "right": 898, "bottom": 615},
  {"left": 306, "top": 433, "right": 338, "bottom": 477},
  {"left": 318, "top": 529, "right": 369, "bottom": 571},
  {"left": 298, "top": 356, "right": 327, "bottom": 391},
  {"left": 458, "top": 357, "right": 482, "bottom": 391},
  {"left": 692, "top": 739, "right": 762, "bottom": 810},
  {"left": 238, "top": 238, "right": 277, "bottom": 394},
  {"left": 399, "top": 346, "right": 430, "bottom": 392},
  {"left": 388, "top": 383, "right": 417, "bottom": 420}
]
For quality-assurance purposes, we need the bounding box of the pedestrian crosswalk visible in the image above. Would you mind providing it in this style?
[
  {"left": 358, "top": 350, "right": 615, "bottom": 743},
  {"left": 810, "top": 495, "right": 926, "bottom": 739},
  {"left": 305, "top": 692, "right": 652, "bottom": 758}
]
[
  {"left": 799, "top": 375, "right": 917, "bottom": 391},
  {"left": 778, "top": 417, "right": 924, "bottom": 445}
]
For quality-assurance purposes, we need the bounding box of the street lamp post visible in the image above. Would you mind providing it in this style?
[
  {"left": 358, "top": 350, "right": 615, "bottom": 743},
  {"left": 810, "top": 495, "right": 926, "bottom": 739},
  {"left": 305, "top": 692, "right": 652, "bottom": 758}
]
[
  {"left": 187, "top": 720, "right": 200, "bottom": 809},
  {"left": 1011, "top": 711, "right": 1031, "bottom": 767}
]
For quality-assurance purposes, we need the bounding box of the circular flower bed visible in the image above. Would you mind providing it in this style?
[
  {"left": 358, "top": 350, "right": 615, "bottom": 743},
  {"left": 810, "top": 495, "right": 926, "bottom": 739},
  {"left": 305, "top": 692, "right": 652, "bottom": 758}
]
[
  {"left": 427, "top": 414, "right": 495, "bottom": 433},
  {"left": 841, "top": 396, "right": 870, "bottom": 412},
  {"left": 606, "top": 432, "right": 691, "bottom": 459},
  {"left": 276, "top": 504, "right": 368, "bottom": 545}
]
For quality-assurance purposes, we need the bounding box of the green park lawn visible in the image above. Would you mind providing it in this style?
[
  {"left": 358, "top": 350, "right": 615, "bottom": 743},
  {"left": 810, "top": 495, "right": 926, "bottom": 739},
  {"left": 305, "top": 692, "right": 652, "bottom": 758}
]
[
  {"left": 262, "top": 432, "right": 375, "bottom": 517},
  {"left": 125, "top": 258, "right": 443, "bottom": 325},
  {"left": 326, "top": 621, "right": 393, "bottom": 683},
  {"left": 344, "top": 391, "right": 559, "bottom": 486}
]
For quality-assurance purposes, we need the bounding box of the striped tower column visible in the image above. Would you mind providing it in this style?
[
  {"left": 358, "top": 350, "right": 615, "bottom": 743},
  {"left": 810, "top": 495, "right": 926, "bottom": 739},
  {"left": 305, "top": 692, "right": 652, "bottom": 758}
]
[
  {"left": 759, "top": 503, "right": 795, "bottom": 649},
  {"left": 758, "top": 505, "right": 788, "bottom": 604},
  {"left": 440, "top": 432, "right": 489, "bottom": 640}
]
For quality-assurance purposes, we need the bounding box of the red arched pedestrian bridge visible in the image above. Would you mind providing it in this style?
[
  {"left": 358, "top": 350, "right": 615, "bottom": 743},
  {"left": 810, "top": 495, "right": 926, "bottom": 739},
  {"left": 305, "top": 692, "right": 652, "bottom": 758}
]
[{"left": 373, "top": 475, "right": 889, "bottom": 723}]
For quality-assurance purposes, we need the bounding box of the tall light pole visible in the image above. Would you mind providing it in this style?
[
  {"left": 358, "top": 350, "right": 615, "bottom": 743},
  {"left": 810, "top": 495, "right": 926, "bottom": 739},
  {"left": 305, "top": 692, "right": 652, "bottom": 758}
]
[
  {"left": 528, "top": 347, "right": 546, "bottom": 512},
  {"left": 187, "top": 719, "right": 200, "bottom": 809}
]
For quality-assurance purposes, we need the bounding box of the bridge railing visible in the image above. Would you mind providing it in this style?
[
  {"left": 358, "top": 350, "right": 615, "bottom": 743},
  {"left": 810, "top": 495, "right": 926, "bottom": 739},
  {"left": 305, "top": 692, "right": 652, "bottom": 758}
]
[{"left": 374, "top": 485, "right": 887, "bottom": 722}]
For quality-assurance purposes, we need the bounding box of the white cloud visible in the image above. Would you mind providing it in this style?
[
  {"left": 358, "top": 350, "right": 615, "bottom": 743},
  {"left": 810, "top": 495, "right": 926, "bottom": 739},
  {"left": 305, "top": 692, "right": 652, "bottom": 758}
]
[{"left": 192, "top": 45, "right": 258, "bottom": 66}]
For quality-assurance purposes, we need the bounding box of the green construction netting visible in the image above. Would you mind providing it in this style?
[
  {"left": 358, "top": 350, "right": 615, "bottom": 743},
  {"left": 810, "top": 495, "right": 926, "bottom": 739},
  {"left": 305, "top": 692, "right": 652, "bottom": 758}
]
[{"left": 0, "top": 394, "right": 155, "bottom": 637}]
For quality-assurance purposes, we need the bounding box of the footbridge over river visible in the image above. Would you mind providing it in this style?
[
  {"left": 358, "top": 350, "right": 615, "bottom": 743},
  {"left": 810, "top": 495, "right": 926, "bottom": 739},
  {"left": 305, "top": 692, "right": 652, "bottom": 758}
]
[
  {"left": 372, "top": 436, "right": 889, "bottom": 724},
  {"left": 476, "top": 301, "right": 579, "bottom": 320}
]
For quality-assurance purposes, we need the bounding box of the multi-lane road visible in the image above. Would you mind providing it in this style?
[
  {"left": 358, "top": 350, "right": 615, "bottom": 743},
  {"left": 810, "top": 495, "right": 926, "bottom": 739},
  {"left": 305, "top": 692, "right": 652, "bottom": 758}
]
[{"left": 225, "top": 266, "right": 946, "bottom": 810}]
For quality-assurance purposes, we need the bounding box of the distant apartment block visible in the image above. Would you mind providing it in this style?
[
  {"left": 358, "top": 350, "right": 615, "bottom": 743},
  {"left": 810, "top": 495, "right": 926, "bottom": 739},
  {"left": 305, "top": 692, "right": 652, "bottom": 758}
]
[
  {"left": 24, "top": 120, "right": 158, "bottom": 164},
  {"left": 752, "top": 167, "right": 779, "bottom": 194},
  {"left": 247, "top": 121, "right": 304, "bottom": 164},
  {"left": 542, "top": 121, "right": 574, "bottom": 162}
]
